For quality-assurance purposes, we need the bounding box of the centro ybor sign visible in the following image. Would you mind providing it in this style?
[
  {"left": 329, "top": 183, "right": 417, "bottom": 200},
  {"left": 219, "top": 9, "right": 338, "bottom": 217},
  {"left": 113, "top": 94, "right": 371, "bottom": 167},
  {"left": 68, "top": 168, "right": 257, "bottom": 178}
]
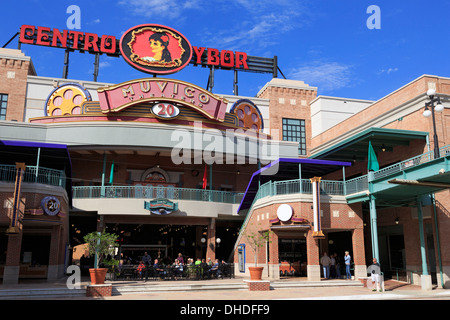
[
  {"left": 19, "top": 24, "right": 252, "bottom": 75},
  {"left": 120, "top": 24, "right": 193, "bottom": 74}
]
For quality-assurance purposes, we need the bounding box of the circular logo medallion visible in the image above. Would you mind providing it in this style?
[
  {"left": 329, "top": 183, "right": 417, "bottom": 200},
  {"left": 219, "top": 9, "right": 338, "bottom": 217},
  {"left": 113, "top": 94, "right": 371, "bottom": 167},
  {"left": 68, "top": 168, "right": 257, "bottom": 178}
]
[
  {"left": 277, "top": 204, "right": 293, "bottom": 222},
  {"left": 120, "top": 24, "right": 193, "bottom": 75},
  {"left": 41, "top": 196, "right": 61, "bottom": 216},
  {"left": 45, "top": 83, "right": 91, "bottom": 117}
]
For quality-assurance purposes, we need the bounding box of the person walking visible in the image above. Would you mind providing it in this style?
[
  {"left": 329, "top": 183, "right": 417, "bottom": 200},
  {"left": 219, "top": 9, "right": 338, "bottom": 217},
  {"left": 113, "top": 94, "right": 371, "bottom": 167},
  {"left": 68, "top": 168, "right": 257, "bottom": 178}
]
[
  {"left": 368, "top": 258, "right": 382, "bottom": 292},
  {"left": 330, "top": 254, "right": 336, "bottom": 279},
  {"left": 344, "top": 251, "right": 352, "bottom": 280},
  {"left": 320, "top": 252, "right": 331, "bottom": 279}
]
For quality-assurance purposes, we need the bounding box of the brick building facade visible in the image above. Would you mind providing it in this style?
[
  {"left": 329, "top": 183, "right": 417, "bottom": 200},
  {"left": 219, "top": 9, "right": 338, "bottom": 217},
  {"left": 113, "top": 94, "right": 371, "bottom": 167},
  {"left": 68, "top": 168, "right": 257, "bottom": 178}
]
[{"left": 0, "top": 45, "right": 449, "bottom": 291}]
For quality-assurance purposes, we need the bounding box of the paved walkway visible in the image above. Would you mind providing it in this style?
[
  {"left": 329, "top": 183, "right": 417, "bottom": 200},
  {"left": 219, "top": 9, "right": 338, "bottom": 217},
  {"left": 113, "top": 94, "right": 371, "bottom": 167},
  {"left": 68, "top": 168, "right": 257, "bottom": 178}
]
[{"left": 1, "top": 276, "right": 449, "bottom": 300}]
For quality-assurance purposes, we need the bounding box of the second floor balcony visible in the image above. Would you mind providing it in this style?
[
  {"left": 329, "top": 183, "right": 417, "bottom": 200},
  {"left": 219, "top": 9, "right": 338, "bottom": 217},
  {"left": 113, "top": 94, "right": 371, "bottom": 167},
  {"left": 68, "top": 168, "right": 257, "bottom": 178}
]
[{"left": 72, "top": 185, "right": 244, "bottom": 204}]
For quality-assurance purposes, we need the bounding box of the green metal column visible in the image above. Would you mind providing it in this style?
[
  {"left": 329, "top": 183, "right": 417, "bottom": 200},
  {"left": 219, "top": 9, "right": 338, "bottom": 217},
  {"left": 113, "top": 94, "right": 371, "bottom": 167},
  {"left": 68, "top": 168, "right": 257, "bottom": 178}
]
[
  {"left": 369, "top": 194, "right": 380, "bottom": 263},
  {"left": 101, "top": 153, "right": 107, "bottom": 198},
  {"left": 258, "top": 161, "right": 261, "bottom": 188},
  {"left": 298, "top": 163, "right": 302, "bottom": 193},
  {"left": 342, "top": 166, "right": 347, "bottom": 195},
  {"left": 417, "top": 197, "right": 429, "bottom": 276},
  {"left": 35, "top": 147, "right": 41, "bottom": 183},
  {"left": 209, "top": 164, "right": 212, "bottom": 190},
  {"left": 431, "top": 194, "right": 444, "bottom": 288}
]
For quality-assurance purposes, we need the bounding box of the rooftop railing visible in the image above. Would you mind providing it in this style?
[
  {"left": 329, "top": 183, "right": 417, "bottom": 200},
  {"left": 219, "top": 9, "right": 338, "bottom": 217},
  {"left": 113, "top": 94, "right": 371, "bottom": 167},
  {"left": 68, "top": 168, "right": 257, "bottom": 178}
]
[{"left": 0, "top": 164, "right": 66, "bottom": 188}]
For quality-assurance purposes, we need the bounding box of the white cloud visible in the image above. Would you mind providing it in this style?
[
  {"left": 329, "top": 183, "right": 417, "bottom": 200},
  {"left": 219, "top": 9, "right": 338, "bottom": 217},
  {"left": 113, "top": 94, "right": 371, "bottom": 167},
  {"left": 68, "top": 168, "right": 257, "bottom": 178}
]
[
  {"left": 288, "top": 62, "right": 353, "bottom": 92},
  {"left": 379, "top": 67, "right": 399, "bottom": 75},
  {"left": 99, "top": 61, "right": 111, "bottom": 69},
  {"left": 117, "top": 0, "right": 309, "bottom": 52},
  {"left": 117, "top": 0, "right": 202, "bottom": 19}
]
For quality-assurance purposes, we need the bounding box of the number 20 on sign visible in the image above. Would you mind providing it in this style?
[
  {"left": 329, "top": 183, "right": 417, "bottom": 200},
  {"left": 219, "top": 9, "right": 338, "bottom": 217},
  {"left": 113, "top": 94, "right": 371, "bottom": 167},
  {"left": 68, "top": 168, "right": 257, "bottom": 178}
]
[{"left": 152, "top": 103, "right": 180, "bottom": 119}]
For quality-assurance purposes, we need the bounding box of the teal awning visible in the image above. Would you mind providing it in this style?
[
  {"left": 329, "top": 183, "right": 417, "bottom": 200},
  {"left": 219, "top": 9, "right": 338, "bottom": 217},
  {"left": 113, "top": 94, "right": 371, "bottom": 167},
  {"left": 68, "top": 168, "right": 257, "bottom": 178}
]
[{"left": 311, "top": 128, "right": 429, "bottom": 162}]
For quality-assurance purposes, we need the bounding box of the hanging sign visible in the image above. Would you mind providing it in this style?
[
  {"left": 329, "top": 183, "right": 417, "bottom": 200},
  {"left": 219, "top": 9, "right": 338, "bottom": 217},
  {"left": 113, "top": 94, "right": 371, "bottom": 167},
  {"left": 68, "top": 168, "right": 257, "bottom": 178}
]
[{"left": 144, "top": 198, "right": 178, "bottom": 215}]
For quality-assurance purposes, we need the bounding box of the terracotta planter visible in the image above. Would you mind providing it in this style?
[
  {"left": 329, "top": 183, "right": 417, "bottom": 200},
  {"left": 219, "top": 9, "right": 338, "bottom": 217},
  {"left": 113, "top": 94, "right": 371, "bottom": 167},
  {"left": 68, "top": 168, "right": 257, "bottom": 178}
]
[
  {"left": 89, "top": 268, "right": 108, "bottom": 285},
  {"left": 248, "top": 266, "right": 264, "bottom": 280}
]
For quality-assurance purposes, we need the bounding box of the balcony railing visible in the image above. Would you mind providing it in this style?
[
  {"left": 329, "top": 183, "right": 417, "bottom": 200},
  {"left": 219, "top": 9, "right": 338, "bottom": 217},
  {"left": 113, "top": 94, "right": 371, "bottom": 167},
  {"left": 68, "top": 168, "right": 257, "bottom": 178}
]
[
  {"left": 256, "top": 178, "right": 347, "bottom": 201},
  {"left": 72, "top": 185, "right": 245, "bottom": 204},
  {"left": 0, "top": 164, "right": 66, "bottom": 188}
]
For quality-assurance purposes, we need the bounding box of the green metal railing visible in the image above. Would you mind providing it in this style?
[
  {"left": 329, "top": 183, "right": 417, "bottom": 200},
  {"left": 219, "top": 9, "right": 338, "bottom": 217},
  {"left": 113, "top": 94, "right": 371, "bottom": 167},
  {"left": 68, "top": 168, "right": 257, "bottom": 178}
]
[
  {"left": 255, "top": 178, "right": 346, "bottom": 200},
  {"left": 248, "top": 143, "right": 450, "bottom": 205},
  {"left": 72, "top": 185, "right": 245, "bottom": 204},
  {"left": 0, "top": 164, "right": 66, "bottom": 187}
]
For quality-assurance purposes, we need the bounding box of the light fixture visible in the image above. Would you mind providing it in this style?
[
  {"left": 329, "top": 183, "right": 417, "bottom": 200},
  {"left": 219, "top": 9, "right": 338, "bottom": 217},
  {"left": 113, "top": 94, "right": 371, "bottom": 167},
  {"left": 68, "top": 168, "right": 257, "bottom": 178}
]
[
  {"left": 423, "top": 88, "right": 444, "bottom": 159},
  {"left": 381, "top": 144, "right": 386, "bottom": 152},
  {"left": 435, "top": 102, "right": 444, "bottom": 112},
  {"left": 423, "top": 107, "right": 432, "bottom": 118},
  {"left": 216, "top": 238, "right": 221, "bottom": 247},
  {"left": 395, "top": 217, "right": 399, "bottom": 225},
  {"left": 200, "top": 237, "right": 206, "bottom": 243}
]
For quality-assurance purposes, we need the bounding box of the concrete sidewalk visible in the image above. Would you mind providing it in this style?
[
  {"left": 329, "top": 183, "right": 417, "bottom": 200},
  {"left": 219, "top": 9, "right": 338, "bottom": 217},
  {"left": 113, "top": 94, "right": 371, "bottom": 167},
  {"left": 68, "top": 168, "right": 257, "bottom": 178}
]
[{"left": 0, "top": 276, "right": 449, "bottom": 300}]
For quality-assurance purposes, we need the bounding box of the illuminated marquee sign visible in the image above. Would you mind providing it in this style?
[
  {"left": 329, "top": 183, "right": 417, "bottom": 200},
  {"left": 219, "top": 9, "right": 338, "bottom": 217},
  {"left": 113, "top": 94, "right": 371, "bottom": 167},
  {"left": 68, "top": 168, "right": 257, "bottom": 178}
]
[
  {"left": 98, "top": 78, "right": 228, "bottom": 121},
  {"left": 19, "top": 24, "right": 276, "bottom": 75}
]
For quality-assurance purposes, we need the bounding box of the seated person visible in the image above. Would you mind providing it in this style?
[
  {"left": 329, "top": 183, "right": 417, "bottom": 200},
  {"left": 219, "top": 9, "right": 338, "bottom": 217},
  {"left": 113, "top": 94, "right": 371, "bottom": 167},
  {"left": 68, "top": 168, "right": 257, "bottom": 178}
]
[
  {"left": 172, "top": 259, "right": 183, "bottom": 279},
  {"left": 200, "top": 258, "right": 209, "bottom": 278},
  {"left": 153, "top": 259, "right": 166, "bottom": 278},
  {"left": 219, "top": 260, "right": 228, "bottom": 277},
  {"left": 136, "top": 261, "right": 146, "bottom": 279},
  {"left": 207, "top": 259, "right": 222, "bottom": 278}
]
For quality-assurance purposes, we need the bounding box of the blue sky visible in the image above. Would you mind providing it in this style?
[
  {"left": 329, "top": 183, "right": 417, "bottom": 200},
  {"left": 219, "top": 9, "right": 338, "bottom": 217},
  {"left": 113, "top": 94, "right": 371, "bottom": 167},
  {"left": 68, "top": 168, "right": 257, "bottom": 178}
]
[{"left": 2, "top": 1, "right": 450, "bottom": 101}]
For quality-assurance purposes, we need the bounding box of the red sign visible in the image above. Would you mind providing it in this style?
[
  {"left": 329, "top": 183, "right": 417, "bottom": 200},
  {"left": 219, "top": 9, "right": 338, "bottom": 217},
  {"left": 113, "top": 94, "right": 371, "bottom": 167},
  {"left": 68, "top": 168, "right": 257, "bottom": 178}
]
[
  {"left": 97, "top": 78, "right": 228, "bottom": 121},
  {"left": 120, "top": 24, "right": 193, "bottom": 75},
  {"left": 19, "top": 24, "right": 251, "bottom": 73},
  {"left": 19, "top": 25, "right": 117, "bottom": 54}
]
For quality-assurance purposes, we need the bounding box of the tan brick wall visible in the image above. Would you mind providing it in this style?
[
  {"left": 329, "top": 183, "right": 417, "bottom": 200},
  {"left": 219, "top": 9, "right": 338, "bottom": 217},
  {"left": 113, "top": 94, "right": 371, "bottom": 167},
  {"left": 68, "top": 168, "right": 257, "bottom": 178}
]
[
  {"left": 0, "top": 54, "right": 34, "bottom": 122},
  {"left": 257, "top": 82, "right": 317, "bottom": 156},
  {"left": 1, "top": 188, "right": 69, "bottom": 269},
  {"left": 237, "top": 199, "right": 364, "bottom": 268},
  {"left": 312, "top": 75, "right": 450, "bottom": 150}
]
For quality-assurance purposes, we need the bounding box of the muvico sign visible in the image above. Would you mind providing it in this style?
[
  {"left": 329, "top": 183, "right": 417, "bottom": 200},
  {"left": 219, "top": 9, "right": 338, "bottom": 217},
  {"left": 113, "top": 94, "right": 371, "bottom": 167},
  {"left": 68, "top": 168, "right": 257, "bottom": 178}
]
[
  {"left": 97, "top": 78, "right": 228, "bottom": 121},
  {"left": 19, "top": 24, "right": 252, "bottom": 75}
]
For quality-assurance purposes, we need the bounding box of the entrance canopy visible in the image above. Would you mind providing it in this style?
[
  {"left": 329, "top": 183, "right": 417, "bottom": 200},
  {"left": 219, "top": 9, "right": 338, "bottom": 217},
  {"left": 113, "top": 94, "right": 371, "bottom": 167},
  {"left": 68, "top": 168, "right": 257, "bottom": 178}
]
[
  {"left": 311, "top": 128, "right": 429, "bottom": 162},
  {"left": 238, "top": 158, "right": 351, "bottom": 212}
]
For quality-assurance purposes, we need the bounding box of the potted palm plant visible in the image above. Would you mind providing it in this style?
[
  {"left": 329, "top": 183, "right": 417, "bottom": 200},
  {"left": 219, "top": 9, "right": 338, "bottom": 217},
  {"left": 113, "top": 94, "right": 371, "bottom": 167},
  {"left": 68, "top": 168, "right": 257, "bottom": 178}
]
[
  {"left": 246, "top": 228, "right": 272, "bottom": 280},
  {"left": 83, "top": 231, "right": 119, "bottom": 285}
]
